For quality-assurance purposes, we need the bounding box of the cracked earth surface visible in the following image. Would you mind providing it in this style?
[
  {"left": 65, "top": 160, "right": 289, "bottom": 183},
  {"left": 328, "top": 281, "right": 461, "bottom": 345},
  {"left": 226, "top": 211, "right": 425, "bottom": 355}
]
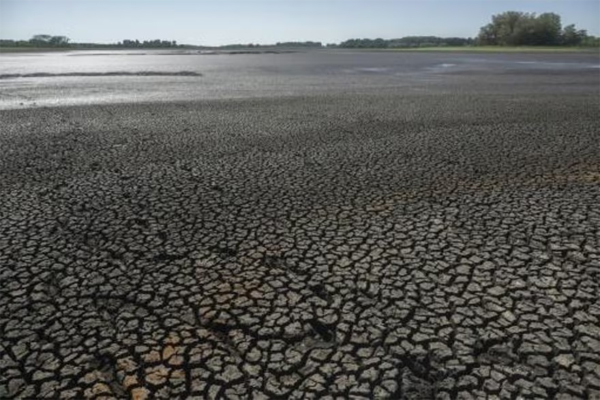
[{"left": 1, "top": 74, "right": 600, "bottom": 399}]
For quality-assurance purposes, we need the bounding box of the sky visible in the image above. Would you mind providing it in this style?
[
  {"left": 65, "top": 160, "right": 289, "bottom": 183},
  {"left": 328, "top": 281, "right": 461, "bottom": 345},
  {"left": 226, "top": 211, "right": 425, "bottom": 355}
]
[{"left": 1, "top": 0, "right": 599, "bottom": 46}]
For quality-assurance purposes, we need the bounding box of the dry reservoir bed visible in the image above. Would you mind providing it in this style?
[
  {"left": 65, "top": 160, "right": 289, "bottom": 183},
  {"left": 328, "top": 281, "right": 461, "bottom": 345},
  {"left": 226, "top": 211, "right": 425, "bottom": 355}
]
[{"left": 1, "top": 85, "right": 600, "bottom": 398}]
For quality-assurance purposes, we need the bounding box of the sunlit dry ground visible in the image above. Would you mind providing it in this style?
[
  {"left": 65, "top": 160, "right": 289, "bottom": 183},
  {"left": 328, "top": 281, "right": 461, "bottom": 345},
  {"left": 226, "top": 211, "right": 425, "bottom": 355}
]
[{"left": 1, "top": 51, "right": 599, "bottom": 399}]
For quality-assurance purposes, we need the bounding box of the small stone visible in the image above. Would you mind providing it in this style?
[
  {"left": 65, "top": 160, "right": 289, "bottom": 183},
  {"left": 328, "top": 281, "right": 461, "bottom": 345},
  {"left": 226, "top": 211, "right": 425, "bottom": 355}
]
[
  {"left": 12, "top": 344, "right": 28, "bottom": 359},
  {"left": 531, "top": 277, "right": 556, "bottom": 289},
  {"left": 168, "top": 355, "right": 184, "bottom": 367},
  {"left": 568, "top": 252, "right": 586, "bottom": 262},
  {"left": 145, "top": 365, "right": 169, "bottom": 386},
  {"left": 528, "top": 355, "right": 550, "bottom": 368},
  {"left": 457, "top": 375, "right": 478, "bottom": 389},
  {"left": 32, "top": 371, "right": 53, "bottom": 381},
  {"left": 456, "top": 391, "right": 475, "bottom": 400},
  {"left": 123, "top": 375, "right": 139, "bottom": 389},
  {"left": 553, "top": 354, "right": 575, "bottom": 369},
  {"left": 381, "top": 379, "right": 398, "bottom": 393},
  {"left": 144, "top": 350, "right": 162, "bottom": 363},
  {"left": 484, "top": 379, "right": 501, "bottom": 393},
  {"left": 487, "top": 286, "right": 506, "bottom": 296},
  {"left": 162, "top": 345, "right": 176, "bottom": 360},
  {"left": 519, "top": 342, "right": 552, "bottom": 356},
  {"left": 40, "top": 381, "right": 58, "bottom": 397},
  {"left": 221, "top": 365, "right": 243, "bottom": 382},
  {"left": 8, "top": 379, "right": 24, "bottom": 395},
  {"left": 536, "top": 377, "right": 558, "bottom": 391},
  {"left": 117, "top": 357, "right": 138, "bottom": 373},
  {"left": 131, "top": 387, "right": 150, "bottom": 400},
  {"left": 413, "top": 333, "right": 430, "bottom": 343},
  {"left": 501, "top": 310, "right": 517, "bottom": 323},
  {"left": 514, "top": 378, "right": 534, "bottom": 390},
  {"left": 90, "top": 382, "right": 111, "bottom": 395},
  {"left": 284, "top": 321, "right": 303, "bottom": 337}
]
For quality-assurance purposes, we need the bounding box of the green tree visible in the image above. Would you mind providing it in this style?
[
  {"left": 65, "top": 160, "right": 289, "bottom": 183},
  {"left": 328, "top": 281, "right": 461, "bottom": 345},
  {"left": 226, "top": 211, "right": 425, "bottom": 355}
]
[
  {"left": 561, "top": 24, "right": 587, "bottom": 46},
  {"left": 48, "top": 36, "right": 70, "bottom": 47},
  {"left": 580, "top": 35, "right": 600, "bottom": 47},
  {"left": 532, "top": 13, "right": 562, "bottom": 45},
  {"left": 477, "top": 24, "right": 497, "bottom": 45},
  {"left": 492, "top": 11, "right": 531, "bottom": 45},
  {"left": 29, "top": 34, "right": 53, "bottom": 46},
  {"left": 29, "top": 34, "right": 70, "bottom": 47},
  {"left": 477, "top": 11, "right": 586, "bottom": 46}
]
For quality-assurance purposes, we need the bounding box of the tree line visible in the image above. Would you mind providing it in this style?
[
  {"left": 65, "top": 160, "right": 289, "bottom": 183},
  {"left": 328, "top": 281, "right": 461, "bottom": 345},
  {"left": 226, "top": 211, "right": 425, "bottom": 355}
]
[
  {"left": 339, "top": 36, "right": 474, "bottom": 49},
  {"left": 275, "top": 41, "right": 322, "bottom": 48},
  {"left": 477, "top": 11, "right": 596, "bottom": 46},
  {"left": 218, "top": 41, "right": 323, "bottom": 49},
  {"left": 1, "top": 12, "right": 598, "bottom": 50},
  {"left": 339, "top": 11, "right": 598, "bottom": 48},
  {"left": 0, "top": 36, "right": 321, "bottom": 50},
  {"left": 119, "top": 39, "right": 178, "bottom": 48},
  {"left": 0, "top": 35, "right": 181, "bottom": 49},
  {"left": 1, "top": 34, "right": 71, "bottom": 48}
]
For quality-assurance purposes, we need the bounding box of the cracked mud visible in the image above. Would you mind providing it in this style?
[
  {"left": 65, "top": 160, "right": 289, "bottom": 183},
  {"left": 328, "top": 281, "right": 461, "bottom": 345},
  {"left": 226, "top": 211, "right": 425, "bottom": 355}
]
[{"left": 1, "top": 58, "right": 600, "bottom": 399}]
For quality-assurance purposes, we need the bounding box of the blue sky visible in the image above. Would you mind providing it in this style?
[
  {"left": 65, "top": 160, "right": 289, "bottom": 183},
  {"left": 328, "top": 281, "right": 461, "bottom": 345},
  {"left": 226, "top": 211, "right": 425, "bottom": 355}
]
[{"left": 1, "top": 0, "right": 598, "bottom": 45}]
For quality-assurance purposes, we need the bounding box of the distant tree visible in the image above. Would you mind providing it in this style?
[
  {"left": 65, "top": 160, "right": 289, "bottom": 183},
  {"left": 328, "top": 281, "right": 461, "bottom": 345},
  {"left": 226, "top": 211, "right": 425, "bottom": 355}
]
[
  {"left": 339, "top": 36, "right": 473, "bottom": 49},
  {"left": 372, "top": 38, "right": 387, "bottom": 48},
  {"left": 533, "top": 13, "right": 562, "bottom": 45},
  {"left": 48, "top": 36, "right": 70, "bottom": 47},
  {"left": 338, "top": 38, "right": 384, "bottom": 48},
  {"left": 275, "top": 41, "right": 322, "bottom": 48},
  {"left": 119, "top": 39, "right": 178, "bottom": 48},
  {"left": 493, "top": 11, "right": 529, "bottom": 45},
  {"left": 561, "top": 24, "right": 587, "bottom": 46},
  {"left": 28, "top": 34, "right": 71, "bottom": 47},
  {"left": 29, "top": 34, "right": 53, "bottom": 46},
  {"left": 477, "top": 24, "right": 497, "bottom": 45},
  {"left": 477, "top": 11, "right": 589, "bottom": 46},
  {"left": 581, "top": 35, "right": 600, "bottom": 47}
]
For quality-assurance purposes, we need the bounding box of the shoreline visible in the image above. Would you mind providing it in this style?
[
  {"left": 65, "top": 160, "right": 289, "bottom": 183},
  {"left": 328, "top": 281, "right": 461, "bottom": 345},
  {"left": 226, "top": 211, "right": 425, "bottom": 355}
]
[{"left": 2, "top": 45, "right": 598, "bottom": 54}]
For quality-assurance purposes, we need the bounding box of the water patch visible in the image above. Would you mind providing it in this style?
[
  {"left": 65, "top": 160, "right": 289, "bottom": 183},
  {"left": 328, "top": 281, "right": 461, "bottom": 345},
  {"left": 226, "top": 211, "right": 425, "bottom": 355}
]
[
  {"left": 0, "top": 71, "right": 202, "bottom": 79},
  {"left": 515, "top": 61, "right": 598, "bottom": 69},
  {"left": 355, "top": 67, "right": 389, "bottom": 73},
  {"left": 69, "top": 53, "right": 149, "bottom": 56},
  {"left": 426, "top": 63, "right": 458, "bottom": 72}
]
